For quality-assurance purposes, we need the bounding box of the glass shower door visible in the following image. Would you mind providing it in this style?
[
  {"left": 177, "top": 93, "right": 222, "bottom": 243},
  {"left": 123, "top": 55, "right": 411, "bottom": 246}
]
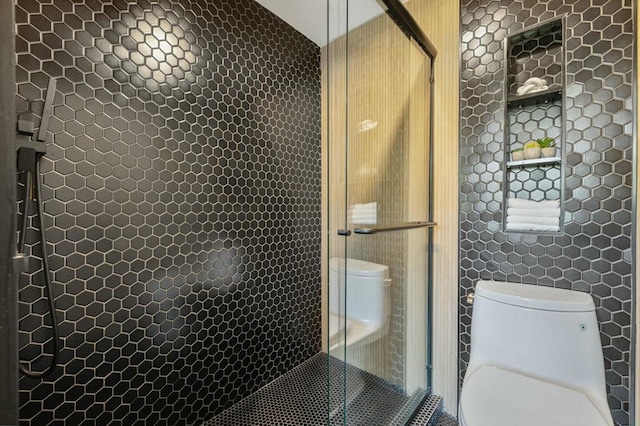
[{"left": 324, "top": 0, "right": 433, "bottom": 424}]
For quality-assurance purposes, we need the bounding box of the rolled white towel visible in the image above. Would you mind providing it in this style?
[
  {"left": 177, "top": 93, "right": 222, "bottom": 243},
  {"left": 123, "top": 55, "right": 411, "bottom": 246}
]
[
  {"left": 517, "top": 78, "right": 548, "bottom": 96},
  {"left": 529, "top": 85, "right": 549, "bottom": 93},
  {"left": 506, "top": 223, "right": 559, "bottom": 232},
  {"left": 506, "top": 215, "right": 560, "bottom": 226},
  {"left": 507, "top": 198, "right": 560, "bottom": 209},
  {"left": 517, "top": 83, "right": 537, "bottom": 96},
  {"left": 507, "top": 207, "right": 560, "bottom": 218},
  {"left": 523, "top": 77, "right": 547, "bottom": 87}
]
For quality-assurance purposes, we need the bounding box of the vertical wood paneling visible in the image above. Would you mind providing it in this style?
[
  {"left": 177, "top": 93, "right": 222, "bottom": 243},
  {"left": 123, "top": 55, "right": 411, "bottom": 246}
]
[{"left": 406, "top": 0, "right": 460, "bottom": 415}]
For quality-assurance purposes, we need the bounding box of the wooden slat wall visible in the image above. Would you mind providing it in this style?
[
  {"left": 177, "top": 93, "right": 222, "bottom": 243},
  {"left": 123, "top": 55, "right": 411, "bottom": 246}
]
[{"left": 405, "top": 0, "right": 460, "bottom": 414}]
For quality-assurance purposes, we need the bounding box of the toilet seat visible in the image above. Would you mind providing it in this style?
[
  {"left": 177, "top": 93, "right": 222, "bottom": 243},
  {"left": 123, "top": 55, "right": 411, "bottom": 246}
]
[{"left": 460, "top": 365, "right": 611, "bottom": 426}]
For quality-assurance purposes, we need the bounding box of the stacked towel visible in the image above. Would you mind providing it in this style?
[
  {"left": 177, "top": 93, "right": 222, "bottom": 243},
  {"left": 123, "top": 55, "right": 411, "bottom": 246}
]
[
  {"left": 349, "top": 202, "right": 377, "bottom": 225},
  {"left": 506, "top": 198, "right": 560, "bottom": 232},
  {"left": 507, "top": 198, "right": 559, "bottom": 209}
]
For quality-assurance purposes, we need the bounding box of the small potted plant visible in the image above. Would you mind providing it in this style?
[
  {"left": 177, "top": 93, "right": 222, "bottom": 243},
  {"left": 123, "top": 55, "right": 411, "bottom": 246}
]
[
  {"left": 537, "top": 137, "right": 557, "bottom": 158},
  {"left": 510, "top": 147, "right": 524, "bottom": 161},
  {"left": 523, "top": 140, "right": 541, "bottom": 160}
]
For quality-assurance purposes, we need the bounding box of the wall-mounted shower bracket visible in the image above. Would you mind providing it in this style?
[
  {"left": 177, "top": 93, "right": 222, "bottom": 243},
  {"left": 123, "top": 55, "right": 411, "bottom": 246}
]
[
  {"left": 16, "top": 138, "right": 47, "bottom": 155},
  {"left": 16, "top": 77, "right": 56, "bottom": 145},
  {"left": 17, "top": 119, "right": 35, "bottom": 136}
]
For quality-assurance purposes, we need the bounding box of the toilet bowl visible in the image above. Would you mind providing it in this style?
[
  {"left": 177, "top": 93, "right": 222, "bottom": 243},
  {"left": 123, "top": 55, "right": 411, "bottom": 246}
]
[
  {"left": 459, "top": 280, "right": 613, "bottom": 426},
  {"left": 328, "top": 313, "right": 353, "bottom": 348},
  {"left": 328, "top": 258, "right": 390, "bottom": 350}
]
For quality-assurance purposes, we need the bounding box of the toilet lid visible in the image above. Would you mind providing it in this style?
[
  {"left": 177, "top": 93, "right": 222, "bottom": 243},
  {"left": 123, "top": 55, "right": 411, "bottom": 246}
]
[{"left": 460, "top": 365, "right": 611, "bottom": 426}]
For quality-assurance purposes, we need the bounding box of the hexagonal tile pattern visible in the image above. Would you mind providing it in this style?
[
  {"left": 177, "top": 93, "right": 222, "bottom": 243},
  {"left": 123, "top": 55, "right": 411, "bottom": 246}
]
[
  {"left": 15, "top": 0, "right": 321, "bottom": 424},
  {"left": 461, "top": 1, "right": 633, "bottom": 424}
]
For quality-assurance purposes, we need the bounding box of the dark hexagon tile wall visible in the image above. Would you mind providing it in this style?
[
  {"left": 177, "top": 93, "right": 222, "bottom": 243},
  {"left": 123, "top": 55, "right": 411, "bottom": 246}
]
[
  {"left": 15, "top": 0, "right": 321, "bottom": 424},
  {"left": 460, "top": 0, "right": 633, "bottom": 424}
]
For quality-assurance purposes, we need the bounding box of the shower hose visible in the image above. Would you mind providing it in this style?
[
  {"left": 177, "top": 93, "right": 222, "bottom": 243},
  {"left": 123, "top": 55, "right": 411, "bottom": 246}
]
[{"left": 17, "top": 160, "right": 60, "bottom": 379}]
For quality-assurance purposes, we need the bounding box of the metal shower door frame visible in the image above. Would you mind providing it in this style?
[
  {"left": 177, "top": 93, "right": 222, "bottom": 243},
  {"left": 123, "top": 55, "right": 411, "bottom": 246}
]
[{"left": 0, "top": 0, "right": 19, "bottom": 423}]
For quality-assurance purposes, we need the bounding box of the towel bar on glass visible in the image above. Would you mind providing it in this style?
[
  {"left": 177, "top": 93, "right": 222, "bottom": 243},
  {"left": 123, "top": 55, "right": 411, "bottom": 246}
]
[{"left": 353, "top": 221, "right": 437, "bottom": 234}]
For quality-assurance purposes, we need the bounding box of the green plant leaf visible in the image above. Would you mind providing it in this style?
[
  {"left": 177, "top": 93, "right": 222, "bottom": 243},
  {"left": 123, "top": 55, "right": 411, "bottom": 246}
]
[{"left": 536, "top": 137, "right": 555, "bottom": 148}]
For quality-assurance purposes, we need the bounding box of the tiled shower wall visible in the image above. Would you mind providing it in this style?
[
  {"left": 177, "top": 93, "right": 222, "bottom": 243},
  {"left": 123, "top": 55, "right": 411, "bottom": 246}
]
[
  {"left": 460, "top": 0, "right": 633, "bottom": 424},
  {"left": 15, "top": 0, "right": 321, "bottom": 424}
]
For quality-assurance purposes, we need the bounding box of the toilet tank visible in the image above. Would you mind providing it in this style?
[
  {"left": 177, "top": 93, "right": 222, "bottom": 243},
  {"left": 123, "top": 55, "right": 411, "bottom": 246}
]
[
  {"left": 468, "top": 280, "right": 608, "bottom": 406},
  {"left": 329, "top": 258, "right": 389, "bottom": 325}
]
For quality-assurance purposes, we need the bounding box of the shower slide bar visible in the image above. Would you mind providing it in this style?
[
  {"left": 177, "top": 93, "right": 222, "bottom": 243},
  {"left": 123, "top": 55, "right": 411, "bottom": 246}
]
[
  {"left": 15, "top": 77, "right": 61, "bottom": 379},
  {"left": 353, "top": 221, "right": 437, "bottom": 234}
]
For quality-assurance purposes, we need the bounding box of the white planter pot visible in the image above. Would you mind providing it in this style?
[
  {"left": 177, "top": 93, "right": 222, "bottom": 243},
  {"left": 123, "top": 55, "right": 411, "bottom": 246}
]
[
  {"left": 523, "top": 147, "right": 541, "bottom": 160},
  {"left": 511, "top": 151, "right": 524, "bottom": 161},
  {"left": 541, "top": 147, "right": 557, "bottom": 158}
]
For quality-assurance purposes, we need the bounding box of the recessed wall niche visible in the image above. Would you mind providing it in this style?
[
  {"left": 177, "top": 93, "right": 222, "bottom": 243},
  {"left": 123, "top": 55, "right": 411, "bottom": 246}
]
[{"left": 503, "top": 18, "right": 565, "bottom": 235}]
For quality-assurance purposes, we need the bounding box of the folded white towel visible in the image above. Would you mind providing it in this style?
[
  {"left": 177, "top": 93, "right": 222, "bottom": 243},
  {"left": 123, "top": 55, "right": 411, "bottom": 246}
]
[
  {"left": 507, "top": 207, "right": 560, "bottom": 218},
  {"left": 506, "top": 223, "right": 559, "bottom": 232},
  {"left": 352, "top": 219, "right": 377, "bottom": 225},
  {"left": 351, "top": 218, "right": 377, "bottom": 224},
  {"left": 507, "top": 198, "right": 560, "bottom": 209},
  {"left": 506, "top": 215, "right": 560, "bottom": 226},
  {"left": 350, "top": 198, "right": 377, "bottom": 222},
  {"left": 351, "top": 208, "right": 376, "bottom": 214},
  {"left": 351, "top": 214, "right": 377, "bottom": 220},
  {"left": 352, "top": 202, "right": 377, "bottom": 209}
]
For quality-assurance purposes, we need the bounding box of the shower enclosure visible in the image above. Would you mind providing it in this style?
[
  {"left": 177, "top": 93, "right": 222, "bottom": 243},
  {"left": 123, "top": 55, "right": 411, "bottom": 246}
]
[
  {"left": 0, "top": 0, "right": 436, "bottom": 424},
  {"left": 324, "top": 0, "right": 435, "bottom": 423}
]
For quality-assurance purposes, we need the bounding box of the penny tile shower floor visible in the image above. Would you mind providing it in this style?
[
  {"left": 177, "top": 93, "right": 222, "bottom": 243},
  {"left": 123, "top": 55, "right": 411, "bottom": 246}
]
[{"left": 203, "top": 352, "right": 442, "bottom": 426}]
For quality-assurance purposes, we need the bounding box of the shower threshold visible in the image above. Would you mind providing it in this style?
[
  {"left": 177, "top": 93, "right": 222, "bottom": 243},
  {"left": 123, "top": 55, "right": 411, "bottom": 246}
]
[{"left": 202, "top": 352, "right": 441, "bottom": 425}]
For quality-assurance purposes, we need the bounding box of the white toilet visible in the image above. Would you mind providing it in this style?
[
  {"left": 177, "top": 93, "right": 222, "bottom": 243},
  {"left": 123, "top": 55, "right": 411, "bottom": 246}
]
[
  {"left": 459, "top": 280, "right": 614, "bottom": 426},
  {"left": 328, "top": 257, "right": 390, "bottom": 350}
]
